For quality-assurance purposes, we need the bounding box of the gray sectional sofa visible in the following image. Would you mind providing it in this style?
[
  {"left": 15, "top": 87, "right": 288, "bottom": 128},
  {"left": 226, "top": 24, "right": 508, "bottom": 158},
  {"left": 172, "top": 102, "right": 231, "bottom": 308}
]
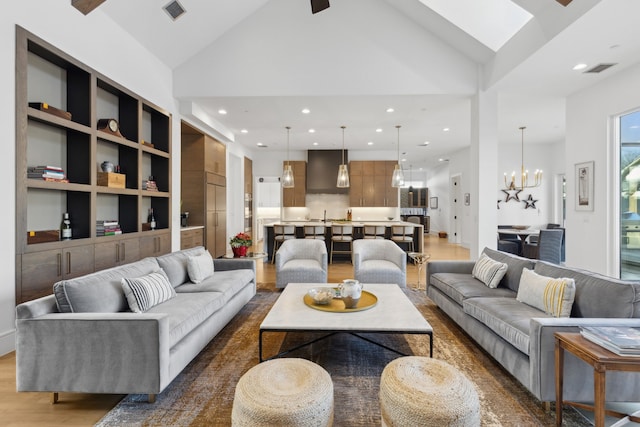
[
  {"left": 15, "top": 246, "right": 256, "bottom": 402},
  {"left": 427, "top": 247, "right": 640, "bottom": 403}
]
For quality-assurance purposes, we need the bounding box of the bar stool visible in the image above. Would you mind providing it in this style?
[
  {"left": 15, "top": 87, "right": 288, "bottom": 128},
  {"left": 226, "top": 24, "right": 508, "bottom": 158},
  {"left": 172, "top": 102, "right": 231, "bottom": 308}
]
[
  {"left": 304, "top": 225, "right": 326, "bottom": 240},
  {"left": 272, "top": 224, "right": 296, "bottom": 263},
  {"left": 363, "top": 224, "right": 386, "bottom": 239},
  {"left": 391, "top": 225, "right": 415, "bottom": 253},
  {"left": 330, "top": 224, "right": 354, "bottom": 264}
]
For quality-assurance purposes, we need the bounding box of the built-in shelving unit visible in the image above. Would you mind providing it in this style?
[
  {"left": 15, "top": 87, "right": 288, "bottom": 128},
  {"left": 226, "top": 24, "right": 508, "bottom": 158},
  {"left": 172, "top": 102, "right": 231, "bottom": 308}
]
[{"left": 15, "top": 26, "right": 172, "bottom": 303}]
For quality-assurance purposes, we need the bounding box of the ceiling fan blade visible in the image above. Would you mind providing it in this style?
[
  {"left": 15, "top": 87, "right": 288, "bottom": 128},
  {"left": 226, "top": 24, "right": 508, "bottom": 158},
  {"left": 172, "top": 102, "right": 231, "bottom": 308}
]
[
  {"left": 555, "top": 0, "right": 573, "bottom": 6},
  {"left": 311, "top": 0, "right": 330, "bottom": 14}
]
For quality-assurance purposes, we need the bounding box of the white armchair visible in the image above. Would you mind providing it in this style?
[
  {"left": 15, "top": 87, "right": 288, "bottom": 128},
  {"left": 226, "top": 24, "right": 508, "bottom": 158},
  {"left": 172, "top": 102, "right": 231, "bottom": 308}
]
[
  {"left": 353, "top": 239, "right": 406, "bottom": 287},
  {"left": 275, "top": 239, "right": 328, "bottom": 288}
]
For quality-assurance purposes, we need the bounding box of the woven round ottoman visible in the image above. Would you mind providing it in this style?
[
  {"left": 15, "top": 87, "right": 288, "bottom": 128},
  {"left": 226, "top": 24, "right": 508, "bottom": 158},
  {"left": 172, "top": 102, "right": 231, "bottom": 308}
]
[
  {"left": 379, "top": 356, "right": 480, "bottom": 427},
  {"left": 232, "top": 358, "right": 334, "bottom": 426}
]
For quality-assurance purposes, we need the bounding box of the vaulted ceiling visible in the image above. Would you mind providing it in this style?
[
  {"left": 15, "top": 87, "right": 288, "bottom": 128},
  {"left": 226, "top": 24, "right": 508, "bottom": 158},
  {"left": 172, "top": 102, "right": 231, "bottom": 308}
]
[{"left": 95, "top": 0, "right": 640, "bottom": 169}]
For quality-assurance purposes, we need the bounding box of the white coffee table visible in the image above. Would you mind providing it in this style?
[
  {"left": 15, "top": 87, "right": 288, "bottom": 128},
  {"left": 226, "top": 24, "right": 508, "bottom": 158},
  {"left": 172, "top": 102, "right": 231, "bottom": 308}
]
[{"left": 259, "top": 283, "right": 433, "bottom": 362}]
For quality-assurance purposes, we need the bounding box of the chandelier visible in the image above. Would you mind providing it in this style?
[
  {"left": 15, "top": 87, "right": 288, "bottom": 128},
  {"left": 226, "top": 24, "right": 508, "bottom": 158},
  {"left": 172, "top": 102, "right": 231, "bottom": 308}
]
[
  {"left": 504, "top": 126, "right": 542, "bottom": 190},
  {"left": 282, "top": 126, "right": 294, "bottom": 188},
  {"left": 336, "top": 126, "right": 350, "bottom": 188}
]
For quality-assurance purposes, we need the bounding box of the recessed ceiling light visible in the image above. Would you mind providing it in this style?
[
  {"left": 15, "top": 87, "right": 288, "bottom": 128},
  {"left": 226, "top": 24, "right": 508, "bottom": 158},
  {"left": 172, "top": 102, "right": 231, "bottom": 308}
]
[
  {"left": 218, "top": 109, "right": 227, "bottom": 115},
  {"left": 439, "top": 158, "right": 449, "bottom": 162},
  {"left": 367, "top": 142, "right": 374, "bottom": 146},
  {"left": 309, "top": 129, "right": 315, "bottom": 133},
  {"left": 573, "top": 63, "right": 588, "bottom": 71},
  {"left": 312, "top": 142, "right": 319, "bottom": 146},
  {"left": 443, "top": 127, "right": 450, "bottom": 132},
  {"left": 420, "top": 141, "right": 430, "bottom": 146},
  {"left": 240, "top": 129, "right": 248, "bottom": 133},
  {"left": 302, "top": 108, "right": 311, "bottom": 114},
  {"left": 386, "top": 108, "right": 394, "bottom": 113},
  {"left": 256, "top": 142, "right": 264, "bottom": 146},
  {"left": 376, "top": 128, "right": 383, "bottom": 133},
  {"left": 401, "top": 158, "right": 407, "bottom": 162}
]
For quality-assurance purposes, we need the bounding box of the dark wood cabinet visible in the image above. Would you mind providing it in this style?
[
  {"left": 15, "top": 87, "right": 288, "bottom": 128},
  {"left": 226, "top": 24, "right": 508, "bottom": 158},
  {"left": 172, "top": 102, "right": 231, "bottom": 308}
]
[
  {"left": 181, "top": 122, "right": 227, "bottom": 258},
  {"left": 15, "top": 27, "right": 172, "bottom": 303},
  {"left": 350, "top": 161, "right": 397, "bottom": 207}
]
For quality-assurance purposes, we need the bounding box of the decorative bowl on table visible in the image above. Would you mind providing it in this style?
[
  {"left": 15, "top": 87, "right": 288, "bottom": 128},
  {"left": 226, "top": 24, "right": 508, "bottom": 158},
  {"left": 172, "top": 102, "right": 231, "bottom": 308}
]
[
  {"left": 307, "top": 287, "right": 335, "bottom": 305},
  {"left": 512, "top": 225, "right": 529, "bottom": 230}
]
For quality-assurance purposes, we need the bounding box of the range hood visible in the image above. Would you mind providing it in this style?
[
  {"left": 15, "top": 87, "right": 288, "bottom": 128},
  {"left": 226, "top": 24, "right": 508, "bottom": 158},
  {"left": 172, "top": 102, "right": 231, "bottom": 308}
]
[{"left": 306, "top": 150, "right": 349, "bottom": 194}]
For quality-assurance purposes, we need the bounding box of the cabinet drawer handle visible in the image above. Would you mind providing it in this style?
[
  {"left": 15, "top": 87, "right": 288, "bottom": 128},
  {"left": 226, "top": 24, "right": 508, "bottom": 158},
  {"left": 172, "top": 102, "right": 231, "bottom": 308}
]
[
  {"left": 66, "top": 252, "right": 71, "bottom": 275},
  {"left": 57, "top": 253, "right": 62, "bottom": 277},
  {"left": 115, "top": 243, "right": 119, "bottom": 262},
  {"left": 121, "top": 243, "right": 125, "bottom": 261}
]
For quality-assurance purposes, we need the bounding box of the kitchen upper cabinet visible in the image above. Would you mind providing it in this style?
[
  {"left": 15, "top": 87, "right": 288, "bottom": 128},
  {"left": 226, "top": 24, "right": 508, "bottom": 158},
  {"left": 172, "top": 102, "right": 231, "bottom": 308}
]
[
  {"left": 350, "top": 161, "right": 397, "bottom": 207},
  {"left": 282, "top": 161, "right": 306, "bottom": 207}
]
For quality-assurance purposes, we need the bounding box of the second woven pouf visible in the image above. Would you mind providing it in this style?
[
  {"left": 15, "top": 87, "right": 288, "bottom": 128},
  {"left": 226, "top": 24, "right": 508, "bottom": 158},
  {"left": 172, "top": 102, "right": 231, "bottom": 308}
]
[
  {"left": 232, "top": 358, "right": 334, "bottom": 426},
  {"left": 380, "top": 356, "right": 480, "bottom": 427}
]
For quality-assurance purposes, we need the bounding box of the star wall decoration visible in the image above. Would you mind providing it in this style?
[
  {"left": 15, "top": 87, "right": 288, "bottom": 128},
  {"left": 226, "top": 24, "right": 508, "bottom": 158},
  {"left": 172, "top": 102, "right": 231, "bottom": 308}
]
[
  {"left": 501, "top": 189, "right": 522, "bottom": 203},
  {"left": 522, "top": 194, "right": 538, "bottom": 209}
]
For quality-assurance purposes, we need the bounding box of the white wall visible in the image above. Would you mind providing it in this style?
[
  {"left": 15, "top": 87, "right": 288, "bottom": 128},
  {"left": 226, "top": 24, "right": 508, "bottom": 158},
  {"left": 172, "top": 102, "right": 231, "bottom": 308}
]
[
  {"left": 1, "top": 3, "right": 178, "bottom": 355},
  {"left": 566, "top": 61, "right": 640, "bottom": 276},
  {"left": 497, "top": 142, "right": 563, "bottom": 229}
]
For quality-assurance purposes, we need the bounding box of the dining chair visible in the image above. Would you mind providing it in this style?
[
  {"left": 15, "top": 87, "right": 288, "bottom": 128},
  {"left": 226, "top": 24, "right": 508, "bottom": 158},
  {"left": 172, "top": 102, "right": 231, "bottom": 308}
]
[
  {"left": 523, "top": 229, "right": 564, "bottom": 264},
  {"left": 363, "top": 224, "right": 386, "bottom": 239},
  {"left": 272, "top": 224, "right": 296, "bottom": 263},
  {"left": 498, "top": 224, "right": 523, "bottom": 254},
  {"left": 330, "top": 224, "right": 354, "bottom": 263}
]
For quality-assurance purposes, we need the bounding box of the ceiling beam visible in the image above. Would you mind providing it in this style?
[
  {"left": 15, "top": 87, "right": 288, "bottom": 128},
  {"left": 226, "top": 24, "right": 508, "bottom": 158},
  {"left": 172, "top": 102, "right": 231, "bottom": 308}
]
[{"left": 71, "top": 0, "right": 106, "bottom": 15}]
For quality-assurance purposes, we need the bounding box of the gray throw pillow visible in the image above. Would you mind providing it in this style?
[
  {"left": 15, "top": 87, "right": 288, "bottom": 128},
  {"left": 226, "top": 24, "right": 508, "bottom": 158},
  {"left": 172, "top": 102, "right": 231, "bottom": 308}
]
[{"left": 121, "top": 269, "right": 176, "bottom": 313}]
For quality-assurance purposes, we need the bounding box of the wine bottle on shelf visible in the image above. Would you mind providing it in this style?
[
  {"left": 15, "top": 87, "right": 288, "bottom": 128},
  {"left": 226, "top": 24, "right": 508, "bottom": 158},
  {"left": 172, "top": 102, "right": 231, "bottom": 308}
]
[
  {"left": 60, "top": 212, "right": 72, "bottom": 240},
  {"left": 148, "top": 208, "right": 156, "bottom": 230}
]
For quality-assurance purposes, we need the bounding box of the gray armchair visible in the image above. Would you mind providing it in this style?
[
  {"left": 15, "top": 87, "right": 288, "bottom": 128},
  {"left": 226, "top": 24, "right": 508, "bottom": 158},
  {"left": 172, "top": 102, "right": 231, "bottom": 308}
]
[
  {"left": 353, "top": 239, "right": 406, "bottom": 287},
  {"left": 275, "top": 239, "right": 328, "bottom": 288}
]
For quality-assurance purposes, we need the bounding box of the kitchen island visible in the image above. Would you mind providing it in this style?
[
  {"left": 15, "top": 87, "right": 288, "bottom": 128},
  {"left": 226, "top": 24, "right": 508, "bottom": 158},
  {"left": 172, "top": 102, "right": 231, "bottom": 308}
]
[{"left": 263, "top": 221, "right": 424, "bottom": 262}]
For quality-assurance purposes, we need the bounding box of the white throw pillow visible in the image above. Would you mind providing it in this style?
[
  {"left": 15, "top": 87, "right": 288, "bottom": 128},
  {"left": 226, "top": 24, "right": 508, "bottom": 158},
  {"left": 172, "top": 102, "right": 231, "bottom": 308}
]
[
  {"left": 516, "top": 268, "right": 576, "bottom": 317},
  {"left": 472, "top": 253, "right": 508, "bottom": 288},
  {"left": 121, "top": 269, "right": 176, "bottom": 313},
  {"left": 187, "top": 251, "right": 214, "bottom": 284}
]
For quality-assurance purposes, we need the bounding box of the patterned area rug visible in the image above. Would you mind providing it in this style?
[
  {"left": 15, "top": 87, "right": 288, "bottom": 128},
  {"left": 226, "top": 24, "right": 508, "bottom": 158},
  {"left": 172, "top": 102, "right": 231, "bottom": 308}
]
[{"left": 96, "top": 284, "right": 589, "bottom": 426}]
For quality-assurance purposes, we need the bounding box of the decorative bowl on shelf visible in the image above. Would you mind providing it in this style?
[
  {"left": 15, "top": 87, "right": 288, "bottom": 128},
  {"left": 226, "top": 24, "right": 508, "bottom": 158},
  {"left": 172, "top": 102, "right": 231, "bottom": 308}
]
[
  {"left": 307, "top": 287, "right": 335, "bottom": 305},
  {"left": 512, "top": 225, "right": 529, "bottom": 230}
]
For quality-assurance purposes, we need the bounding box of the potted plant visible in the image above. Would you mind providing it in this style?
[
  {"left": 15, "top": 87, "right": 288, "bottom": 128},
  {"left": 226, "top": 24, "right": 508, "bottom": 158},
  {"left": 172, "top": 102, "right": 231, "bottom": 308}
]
[{"left": 229, "top": 232, "right": 252, "bottom": 257}]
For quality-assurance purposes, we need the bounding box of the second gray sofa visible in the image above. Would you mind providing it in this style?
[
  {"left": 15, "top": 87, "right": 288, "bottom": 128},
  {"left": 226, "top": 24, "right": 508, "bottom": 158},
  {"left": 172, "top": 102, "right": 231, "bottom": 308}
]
[{"left": 427, "top": 247, "right": 640, "bottom": 403}]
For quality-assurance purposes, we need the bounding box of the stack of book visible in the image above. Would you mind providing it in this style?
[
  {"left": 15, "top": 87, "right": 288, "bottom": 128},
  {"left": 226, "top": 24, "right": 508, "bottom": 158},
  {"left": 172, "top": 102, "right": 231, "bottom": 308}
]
[
  {"left": 580, "top": 326, "right": 640, "bottom": 356},
  {"left": 142, "top": 179, "right": 158, "bottom": 191},
  {"left": 96, "top": 220, "right": 122, "bottom": 236},
  {"left": 27, "top": 165, "right": 68, "bottom": 182}
]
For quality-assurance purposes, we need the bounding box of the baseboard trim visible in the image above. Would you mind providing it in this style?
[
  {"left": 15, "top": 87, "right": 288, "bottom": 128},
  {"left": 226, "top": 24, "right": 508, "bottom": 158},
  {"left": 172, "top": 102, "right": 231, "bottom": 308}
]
[{"left": 0, "top": 329, "right": 16, "bottom": 356}]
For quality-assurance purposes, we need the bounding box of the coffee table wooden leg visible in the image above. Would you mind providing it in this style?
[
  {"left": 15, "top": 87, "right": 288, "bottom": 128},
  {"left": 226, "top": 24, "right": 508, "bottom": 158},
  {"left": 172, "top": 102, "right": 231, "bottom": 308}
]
[
  {"left": 594, "top": 367, "right": 606, "bottom": 427},
  {"left": 555, "top": 339, "right": 564, "bottom": 427}
]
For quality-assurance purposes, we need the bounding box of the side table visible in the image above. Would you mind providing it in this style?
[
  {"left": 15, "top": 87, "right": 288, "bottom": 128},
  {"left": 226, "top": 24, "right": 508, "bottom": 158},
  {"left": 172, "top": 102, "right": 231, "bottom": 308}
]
[
  {"left": 554, "top": 332, "right": 640, "bottom": 427},
  {"left": 408, "top": 252, "right": 430, "bottom": 291}
]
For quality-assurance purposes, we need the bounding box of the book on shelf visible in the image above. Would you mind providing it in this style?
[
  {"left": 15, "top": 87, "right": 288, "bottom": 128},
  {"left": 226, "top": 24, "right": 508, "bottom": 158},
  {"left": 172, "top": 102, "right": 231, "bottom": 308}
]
[
  {"left": 580, "top": 326, "right": 640, "bottom": 356},
  {"left": 28, "top": 165, "right": 67, "bottom": 181}
]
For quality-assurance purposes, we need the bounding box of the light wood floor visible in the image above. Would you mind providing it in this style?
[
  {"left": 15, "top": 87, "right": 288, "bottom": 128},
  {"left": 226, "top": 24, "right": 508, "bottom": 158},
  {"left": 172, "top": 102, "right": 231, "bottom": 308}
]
[{"left": 0, "top": 235, "right": 468, "bottom": 426}]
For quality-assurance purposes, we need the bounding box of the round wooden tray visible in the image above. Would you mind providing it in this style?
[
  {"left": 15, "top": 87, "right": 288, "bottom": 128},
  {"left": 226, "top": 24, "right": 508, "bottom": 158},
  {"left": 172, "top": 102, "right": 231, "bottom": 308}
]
[{"left": 303, "top": 290, "right": 378, "bottom": 312}]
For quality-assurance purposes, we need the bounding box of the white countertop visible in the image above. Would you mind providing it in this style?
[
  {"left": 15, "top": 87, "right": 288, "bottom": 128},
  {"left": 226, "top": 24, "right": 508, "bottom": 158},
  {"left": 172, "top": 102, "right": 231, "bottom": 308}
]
[{"left": 180, "top": 225, "right": 205, "bottom": 231}]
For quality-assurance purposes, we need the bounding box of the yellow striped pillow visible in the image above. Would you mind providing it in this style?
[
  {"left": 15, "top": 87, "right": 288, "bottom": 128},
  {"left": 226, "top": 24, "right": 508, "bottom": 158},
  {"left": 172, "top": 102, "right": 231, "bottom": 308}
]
[{"left": 516, "top": 268, "right": 576, "bottom": 317}]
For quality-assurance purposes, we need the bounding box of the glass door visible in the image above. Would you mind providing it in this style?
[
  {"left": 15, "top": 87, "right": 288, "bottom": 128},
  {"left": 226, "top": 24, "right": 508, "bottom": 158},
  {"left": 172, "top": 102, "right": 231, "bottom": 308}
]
[{"left": 619, "top": 109, "right": 640, "bottom": 279}]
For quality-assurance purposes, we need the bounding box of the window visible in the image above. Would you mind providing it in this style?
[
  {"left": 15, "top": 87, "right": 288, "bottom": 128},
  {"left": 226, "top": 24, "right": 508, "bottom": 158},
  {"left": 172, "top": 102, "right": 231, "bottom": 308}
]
[{"left": 619, "top": 109, "right": 640, "bottom": 279}]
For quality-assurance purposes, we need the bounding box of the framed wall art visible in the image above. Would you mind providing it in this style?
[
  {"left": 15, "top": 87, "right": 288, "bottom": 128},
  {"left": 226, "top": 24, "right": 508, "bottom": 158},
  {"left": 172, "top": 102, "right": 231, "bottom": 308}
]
[
  {"left": 575, "top": 161, "right": 594, "bottom": 211},
  {"left": 430, "top": 197, "right": 438, "bottom": 209}
]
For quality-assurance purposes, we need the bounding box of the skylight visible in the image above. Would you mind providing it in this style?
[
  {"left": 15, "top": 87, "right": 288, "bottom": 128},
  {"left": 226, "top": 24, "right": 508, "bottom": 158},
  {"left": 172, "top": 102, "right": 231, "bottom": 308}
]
[{"left": 419, "top": 0, "right": 532, "bottom": 51}]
